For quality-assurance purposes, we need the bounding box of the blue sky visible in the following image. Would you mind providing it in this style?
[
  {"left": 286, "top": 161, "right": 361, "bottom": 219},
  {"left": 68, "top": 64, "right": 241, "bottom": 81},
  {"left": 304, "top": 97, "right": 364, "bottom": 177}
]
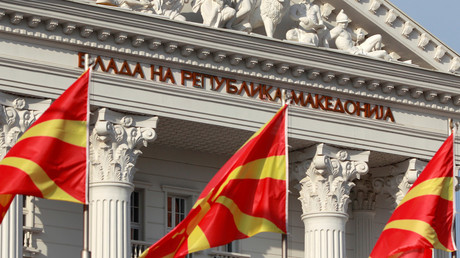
[{"left": 389, "top": 0, "right": 460, "bottom": 54}]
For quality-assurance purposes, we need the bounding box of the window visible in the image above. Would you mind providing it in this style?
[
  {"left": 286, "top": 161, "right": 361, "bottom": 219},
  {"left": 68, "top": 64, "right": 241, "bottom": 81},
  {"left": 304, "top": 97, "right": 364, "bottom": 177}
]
[
  {"left": 167, "top": 195, "right": 186, "bottom": 230},
  {"left": 130, "top": 189, "right": 143, "bottom": 241},
  {"left": 23, "top": 196, "right": 41, "bottom": 257},
  {"left": 217, "top": 242, "right": 236, "bottom": 253},
  {"left": 161, "top": 185, "right": 200, "bottom": 234}
]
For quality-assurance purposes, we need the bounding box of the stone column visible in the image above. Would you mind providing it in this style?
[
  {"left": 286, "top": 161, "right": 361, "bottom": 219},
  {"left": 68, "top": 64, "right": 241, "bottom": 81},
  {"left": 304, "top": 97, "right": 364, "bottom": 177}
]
[
  {"left": 0, "top": 93, "right": 50, "bottom": 258},
  {"left": 351, "top": 175, "right": 376, "bottom": 258},
  {"left": 291, "top": 144, "right": 370, "bottom": 258},
  {"left": 89, "top": 108, "right": 157, "bottom": 258}
]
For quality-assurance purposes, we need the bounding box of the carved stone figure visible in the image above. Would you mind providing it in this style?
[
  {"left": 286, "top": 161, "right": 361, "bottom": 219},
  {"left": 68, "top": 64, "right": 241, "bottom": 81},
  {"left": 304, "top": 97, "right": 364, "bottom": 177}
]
[
  {"left": 325, "top": 10, "right": 392, "bottom": 60},
  {"left": 285, "top": 0, "right": 325, "bottom": 46},
  {"left": 192, "top": 0, "right": 236, "bottom": 28},
  {"left": 243, "top": 0, "right": 290, "bottom": 37},
  {"left": 96, "top": 0, "right": 185, "bottom": 21},
  {"left": 194, "top": 0, "right": 289, "bottom": 37},
  {"left": 150, "top": 0, "right": 185, "bottom": 21},
  {"left": 96, "top": 0, "right": 149, "bottom": 11}
]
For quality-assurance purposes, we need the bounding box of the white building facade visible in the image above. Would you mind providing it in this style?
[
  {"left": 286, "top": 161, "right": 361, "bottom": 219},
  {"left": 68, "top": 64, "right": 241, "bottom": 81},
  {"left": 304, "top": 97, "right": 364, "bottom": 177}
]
[{"left": 0, "top": 0, "right": 459, "bottom": 257}]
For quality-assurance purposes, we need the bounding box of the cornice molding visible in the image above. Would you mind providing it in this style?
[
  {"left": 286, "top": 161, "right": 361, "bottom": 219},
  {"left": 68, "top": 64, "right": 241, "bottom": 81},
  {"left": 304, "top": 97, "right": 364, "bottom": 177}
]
[
  {"left": 1, "top": 0, "right": 460, "bottom": 100},
  {"left": 0, "top": 55, "right": 454, "bottom": 160},
  {"left": 0, "top": 0, "right": 458, "bottom": 94}
]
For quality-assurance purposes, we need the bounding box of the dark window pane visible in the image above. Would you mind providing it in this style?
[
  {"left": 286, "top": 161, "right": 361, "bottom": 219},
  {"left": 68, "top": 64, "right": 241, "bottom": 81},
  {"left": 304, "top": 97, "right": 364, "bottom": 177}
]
[{"left": 168, "top": 212, "right": 172, "bottom": 227}]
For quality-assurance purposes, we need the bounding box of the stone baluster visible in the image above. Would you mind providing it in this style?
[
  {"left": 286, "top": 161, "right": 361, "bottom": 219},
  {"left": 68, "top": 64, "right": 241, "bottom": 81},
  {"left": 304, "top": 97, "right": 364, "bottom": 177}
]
[
  {"left": 291, "top": 144, "right": 370, "bottom": 258},
  {"left": 0, "top": 93, "right": 50, "bottom": 258},
  {"left": 89, "top": 108, "right": 157, "bottom": 258}
]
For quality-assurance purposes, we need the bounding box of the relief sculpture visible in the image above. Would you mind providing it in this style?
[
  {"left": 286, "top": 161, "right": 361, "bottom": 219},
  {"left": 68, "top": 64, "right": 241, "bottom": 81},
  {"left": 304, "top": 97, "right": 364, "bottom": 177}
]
[
  {"left": 94, "top": 0, "right": 398, "bottom": 61},
  {"left": 192, "top": 0, "right": 290, "bottom": 37},
  {"left": 323, "top": 10, "right": 392, "bottom": 61},
  {"left": 285, "top": 0, "right": 325, "bottom": 46},
  {"left": 96, "top": 0, "right": 185, "bottom": 21}
]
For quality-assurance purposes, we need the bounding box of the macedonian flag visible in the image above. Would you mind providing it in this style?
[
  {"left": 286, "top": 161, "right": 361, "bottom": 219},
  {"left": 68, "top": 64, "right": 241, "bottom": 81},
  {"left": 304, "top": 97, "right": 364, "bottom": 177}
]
[
  {"left": 140, "top": 105, "right": 288, "bottom": 258},
  {"left": 0, "top": 69, "right": 90, "bottom": 223},
  {"left": 370, "top": 134, "right": 456, "bottom": 257}
]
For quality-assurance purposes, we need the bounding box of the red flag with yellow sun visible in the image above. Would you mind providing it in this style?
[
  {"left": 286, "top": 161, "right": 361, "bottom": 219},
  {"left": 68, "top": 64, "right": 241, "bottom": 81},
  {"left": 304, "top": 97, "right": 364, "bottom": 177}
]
[
  {"left": 370, "top": 134, "right": 456, "bottom": 257},
  {"left": 0, "top": 70, "right": 90, "bottom": 222},
  {"left": 141, "top": 105, "right": 288, "bottom": 258}
]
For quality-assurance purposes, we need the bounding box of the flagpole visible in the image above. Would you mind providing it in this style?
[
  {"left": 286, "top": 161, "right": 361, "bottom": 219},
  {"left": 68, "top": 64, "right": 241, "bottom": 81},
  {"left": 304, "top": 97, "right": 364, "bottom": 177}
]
[
  {"left": 282, "top": 89, "right": 288, "bottom": 258},
  {"left": 452, "top": 118, "right": 458, "bottom": 258},
  {"left": 450, "top": 118, "right": 457, "bottom": 258},
  {"left": 81, "top": 54, "right": 91, "bottom": 258}
]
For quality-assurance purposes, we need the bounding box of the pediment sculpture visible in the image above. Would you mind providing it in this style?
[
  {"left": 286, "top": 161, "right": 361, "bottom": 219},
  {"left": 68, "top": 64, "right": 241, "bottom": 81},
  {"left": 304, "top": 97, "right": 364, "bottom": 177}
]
[
  {"left": 93, "top": 0, "right": 402, "bottom": 63},
  {"left": 323, "top": 10, "right": 392, "bottom": 61},
  {"left": 191, "top": 0, "right": 290, "bottom": 38},
  {"left": 96, "top": 0, "right": 186, "bottom": 21},
  {"left": 285, "top": 0, "right": 326, "bottom": 47}
]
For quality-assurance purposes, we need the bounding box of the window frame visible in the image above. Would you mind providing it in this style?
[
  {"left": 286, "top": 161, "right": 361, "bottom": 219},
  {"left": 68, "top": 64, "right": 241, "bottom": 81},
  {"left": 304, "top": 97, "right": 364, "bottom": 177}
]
[
  {"left": 161, "top": 185, "right": 200, "bottom": 234},
  {"left": 130, "top": 188, "right": 145, "bottom": 241}
]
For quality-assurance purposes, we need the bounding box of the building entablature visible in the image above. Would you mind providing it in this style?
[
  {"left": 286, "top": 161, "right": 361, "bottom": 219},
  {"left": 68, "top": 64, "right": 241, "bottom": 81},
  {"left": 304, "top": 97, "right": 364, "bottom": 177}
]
[{"left": 1, "top": 0, "right": 460, "bottom": 116}]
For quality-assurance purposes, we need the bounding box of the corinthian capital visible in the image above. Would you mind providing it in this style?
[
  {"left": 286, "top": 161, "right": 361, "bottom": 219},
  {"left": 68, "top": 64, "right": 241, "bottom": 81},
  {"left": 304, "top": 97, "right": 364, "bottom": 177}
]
[
  {"left": 90, "top": 108, "right": 158, "bottom": 184},
  {"left": 372, "top": 158, "right": 427, "bottom": 208},
  {"left": 291, "top": 143, "right": 370, "bottom": 214},
  {"left": 351, "top": 175, "right": 376, "bottom": 211},
  {"left": 0, "top": 92, "right": 50, "bottom": 157}
]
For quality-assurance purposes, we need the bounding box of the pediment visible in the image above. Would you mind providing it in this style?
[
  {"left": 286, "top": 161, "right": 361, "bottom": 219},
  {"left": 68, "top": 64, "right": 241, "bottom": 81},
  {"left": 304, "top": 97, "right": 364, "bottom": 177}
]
[
  {"left": 309, "top": 0, "right": 459, "bottom": 73},
  {"left": 1, "top": 0, "right": 457, "bottom": 74},
  {"left": 91, "top": 0, "right": 460, "bottom": 74}
]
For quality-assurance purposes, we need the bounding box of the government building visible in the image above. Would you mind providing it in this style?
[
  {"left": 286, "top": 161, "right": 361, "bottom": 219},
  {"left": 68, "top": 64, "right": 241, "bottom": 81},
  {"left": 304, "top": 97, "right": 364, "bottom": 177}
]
[{"left": 0, "top": 0, "right": 459, "bottom": 257}]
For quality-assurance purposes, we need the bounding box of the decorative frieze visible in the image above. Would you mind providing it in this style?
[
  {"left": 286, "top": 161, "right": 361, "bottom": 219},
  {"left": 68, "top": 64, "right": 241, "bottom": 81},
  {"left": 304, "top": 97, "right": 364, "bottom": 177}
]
[
  {"left": 1, "top": 1, "right": 460, "bottom": 109},
  {"left": 90, "top": 108, "right": 158, "bottom": 184}
]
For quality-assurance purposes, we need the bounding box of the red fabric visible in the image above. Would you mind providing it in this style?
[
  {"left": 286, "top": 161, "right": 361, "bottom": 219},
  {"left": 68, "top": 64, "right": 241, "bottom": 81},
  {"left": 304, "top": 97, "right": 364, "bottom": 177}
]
[
  {"left": 370, "top": 134, "right": 456, "bottom": 257},
  {"left": 0, "top": 69, "right": 89, "bottom": 223},
  {"left": 141, "top": 105, "right": 288, "bottom": 258}
]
